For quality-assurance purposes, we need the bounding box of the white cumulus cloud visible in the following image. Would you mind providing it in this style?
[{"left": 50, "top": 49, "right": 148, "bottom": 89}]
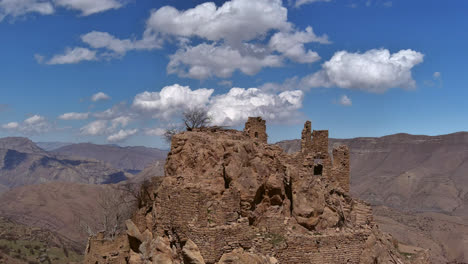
[
  {"left": 1, "top": 115, "right": 52, "bottom": 134},
  {"left": 208, "top": 88, "right": 304, "bottom": 126},
  {"left": 110, "top": 116, "right": 131, "bottom": 128},
  {"left": 269, "top": 26, "right": 330, "bottom": 63},
  {"left": 2, "top": 122, "right": 19, "bottom": 129},
  {"left": 339, "top": 95, "right": 352, "bottom": 106},
  {"left": 24, "top": 114, "right": 45, "bottom": 124},
  {"left": 0, "top": 0, "right": 54, "bottom": 21},
  {"left": 58, "top": 112, "right": 89, "bottom": 120},
  {"left": 53, "top": 0, "right": 124, "bottom": 16},
  {"left": 301, "top": 49, "right": 424, "bottom": 93},
  {"left": 80, "top": 120, "right": 108, "bottom": 135},
  {"left": 146, "top": 0, "right": 290, "bottom": 44},
  {"left": 91, "top": 92, "right": 110, "bottom": 102},
  {"left": 131, "top": 84, "right": 304, "bottom": 127},
  {"left": 81, "top": 31, "right": 162, "bottom": 56},
  {"left": 46, "top": 0, "right": 329, "bottom": 79},
  {"left": 132, "top": 84, "right": 214, "bottom": 119},
  {"left": 168, "top": 43, "right": 283, "bottom": 79},
  {"left": 144, "top": 128, "right": 166, "bottom": 136},
  {"left": 295, "top": 0, "right": 331, "bottom": 8},
  {"left": 1, "top": 0, "right": 126, "bottom": 22},
  {"left": 46, "top": 47, "right": 96, "bottom": 65},
  {"left": 107, "top": 129, "right": 138, "bottom": 142}
]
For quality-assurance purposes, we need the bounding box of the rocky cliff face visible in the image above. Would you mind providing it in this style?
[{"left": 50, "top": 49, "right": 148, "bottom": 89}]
[{"left": 84, "top": 121, "right": 428, "bottom": 264}]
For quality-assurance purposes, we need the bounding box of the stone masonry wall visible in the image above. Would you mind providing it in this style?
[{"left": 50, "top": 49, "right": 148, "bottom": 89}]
[
  {"left": 244, "top": 117, "right": 267, "bottom": 143},
  {"left": 301, "top": 121, "right": 312, "bottom": 154},
  {"left": 312, "top": 130, "right": 329, "bottom": 158},
  {"left": 332, "top": 145, "right": 350, "bottom": 192}
]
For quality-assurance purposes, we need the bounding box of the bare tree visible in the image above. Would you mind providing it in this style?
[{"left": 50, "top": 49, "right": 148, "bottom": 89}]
[
  {"left": 163, "top": 127, "right": 181, "bottom": 144},
  {"left": 162, "top": 108, "right": 212, "bottom": 143},
  {"left": 183, "top": 108, "right": 211, "bottom": 131},
  {"left": 76, "top": 184, "right": 138, "bottom": 240}
]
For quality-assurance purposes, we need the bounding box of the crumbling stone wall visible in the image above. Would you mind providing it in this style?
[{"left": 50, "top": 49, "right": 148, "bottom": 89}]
[
  {"left": 84, "top": 233, "right": 130, "bottom": 263},
  {"left": 332, "top": 145, "right": 350, "bottom": 192},
  {"left": 301, "top": 121, "right": 312, "bottom": 153},
  {"left": 244, "top": 117, "right": 267, "bottom": 143},
  {"left": 312, "top": 130, "right": 329, "bottom": 158},
  {"left": 83, "top": 118, "right": 420, "bottom": 264},
  {"left": 299, "top": 121, "right": 348, "bottom": 190}
]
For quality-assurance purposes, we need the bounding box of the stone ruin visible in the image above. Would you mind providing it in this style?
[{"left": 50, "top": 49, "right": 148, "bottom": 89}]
[
  {"left": 244, "top": 117, "right": 268, "bottom": 144},
  {"left": 298, "top": 120, "right": 350, "bottom": 193},
  {"left": 84, "top": 117, "right": 428, "bottom": 264}
]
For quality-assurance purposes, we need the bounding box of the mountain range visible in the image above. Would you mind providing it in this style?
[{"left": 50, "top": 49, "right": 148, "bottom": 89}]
[{"left": 51, "top": 143, "right": 167, "bottom": 173}]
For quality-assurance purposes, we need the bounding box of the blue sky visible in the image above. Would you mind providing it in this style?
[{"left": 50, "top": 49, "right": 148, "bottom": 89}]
[{"left": 0, "top": 0, "right": 467, "bottom": 148}]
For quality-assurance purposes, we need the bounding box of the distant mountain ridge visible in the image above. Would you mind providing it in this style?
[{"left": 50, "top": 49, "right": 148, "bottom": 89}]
[
  {"left": 0, "top": 137, "right": 47, "bottom": 154},
  {"left": 52, "top": 143, "right": 168, "bottom": 172},
  {"left": 0, "top": 137, "right": 130, "bottom": 191},
  {"left": 36, "top": 141, "right": 73, "bottom": 151}
]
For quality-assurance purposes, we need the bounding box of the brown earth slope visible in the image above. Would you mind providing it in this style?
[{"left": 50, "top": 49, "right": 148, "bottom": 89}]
[{"left": 0, "top": 182, "right": 137, "bottom": 248}]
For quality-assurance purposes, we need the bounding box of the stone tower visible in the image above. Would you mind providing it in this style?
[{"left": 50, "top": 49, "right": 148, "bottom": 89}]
[
  {"left": 332, "top": 145, "right": 350, "bottom": 192},
  {"left": 311, "top": 130, "right": 329, "bottom": 158},
  {"left": 244, "top": 117, "right": 267, "bottom": 143},
  {"left": 301, "top": 121, "right": 312, "bottom": 153}
]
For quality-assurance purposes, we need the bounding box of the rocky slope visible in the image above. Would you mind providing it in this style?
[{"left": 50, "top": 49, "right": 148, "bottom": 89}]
[
  {"left": 0, "top": 137, "right": 130, "bottom": 191},
  {"left": 52, "top": 143, "right": 168, "bottom": 173},
  {"left": 277, "top": 132, "right": 468, "bottom": 263},
  {"left": 84, "top": 123, "right": 428, "bottom": 264},
  {"left": 0, "top": 182, "right": 137, "bottom": 248},
  {"left": 0, "top": 216, "right": 83, "bottom": 264}
]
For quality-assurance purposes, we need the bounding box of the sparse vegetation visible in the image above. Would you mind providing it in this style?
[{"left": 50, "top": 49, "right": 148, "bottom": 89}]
[
  {"left": 182, "top": 107, "right": 212, "bottom": 131},
  {"left": 163, "top": 108, "right": 212, "bottom": 143},
  {"left": 264, "top": 232, "right": 285, "bottom": 246}
]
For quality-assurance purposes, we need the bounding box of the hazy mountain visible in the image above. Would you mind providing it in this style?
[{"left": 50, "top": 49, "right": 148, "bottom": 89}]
[
  {"left": 0, "top": 137, "right": 130, "bottom": 191},
  {"left": 36, "top": 141, "right": 73, "bottom": 151},
  {"left": 0, "top": 137, "right": 46, "bottom": 154},
  {"left": 277, "top": 132, "right": 468, "bottom": 262},
  {"left": 52, "top": 143, "right": 168, "bottom": 173},
  {"left": 130, "top": 160, "right": 165, "bottom": 182}
]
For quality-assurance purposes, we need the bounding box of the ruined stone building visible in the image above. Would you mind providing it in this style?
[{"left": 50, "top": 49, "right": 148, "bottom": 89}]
[
  {"left": 244, "top": 117, "right": 268, "bottom": 144},
  {"left": 84, "top": 117, "right": 427, "bottom": 264}
]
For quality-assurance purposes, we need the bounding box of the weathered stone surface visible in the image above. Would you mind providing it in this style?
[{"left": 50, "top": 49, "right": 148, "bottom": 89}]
[
  {"left": 301, "top": 121, "right": 312, "bottom": 153},
  {"left": 244, "top": 117, "right": 267, "bottom": 144},
  {"left": 182, "top": 239, "right": 206, "bottom": 264},
  {"left": 217, "top": 248, "right": 277, "bottom": 264},
  {"left": 331, "top": 145, "right": 350, "bottom": 192},
  {"left": 84, "top": 119, "right": 428, "bottom": 264}
]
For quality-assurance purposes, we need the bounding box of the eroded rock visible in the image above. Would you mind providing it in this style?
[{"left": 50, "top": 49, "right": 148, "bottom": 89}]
[{"left": 84, "top": 118, "right": 428, "bottom": 264}]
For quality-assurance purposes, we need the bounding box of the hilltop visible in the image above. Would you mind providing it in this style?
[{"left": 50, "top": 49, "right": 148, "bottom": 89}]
[{"left": 84, "top": 118, "right": 428, "bottom": 264}]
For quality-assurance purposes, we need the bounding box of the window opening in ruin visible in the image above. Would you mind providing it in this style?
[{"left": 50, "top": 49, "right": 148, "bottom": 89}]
[
  {"left": 314, "top": 164, "right": 323, "bottom": 175},
  {"left": 255, "top": 132, "right": 259, "bottom": 138}
]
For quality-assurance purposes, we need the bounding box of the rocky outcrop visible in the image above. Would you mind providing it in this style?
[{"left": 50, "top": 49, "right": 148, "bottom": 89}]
[{"left": 84, "top": 120, "right": 428, "bottom": 264}]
